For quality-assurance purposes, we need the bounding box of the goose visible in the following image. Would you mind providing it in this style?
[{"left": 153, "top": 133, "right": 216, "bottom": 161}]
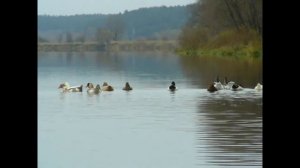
[
  {"left": 207, "top": 83, "right": 218, "bottom": 92},
  {"left": 122, "top": 82, "right": 133, "bottom": 91},
  {"left": 254, "top": 83, "right": 263, "bottom": 90},
  {"left": 87, "top": 84, "right": 101, "bottom": 94},
  {"left": 58, "top": 82, "right": 83, "bottom": 92},
  {"left": 169, "top": 81, "right": 176, "bottom": 91},
  {"left": 101, "top": 82, "right": 114, "bottom": 91}
]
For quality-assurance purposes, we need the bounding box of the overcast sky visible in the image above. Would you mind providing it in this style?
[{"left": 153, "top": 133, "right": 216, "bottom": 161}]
[{"left": 38, "top": 0, "right": 197, "bottom": 16}]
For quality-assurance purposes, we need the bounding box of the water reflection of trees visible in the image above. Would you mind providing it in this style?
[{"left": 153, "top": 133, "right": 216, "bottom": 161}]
[
  {"left": 196, "top": 97, "right": 262, "bottom": 166},
  {"left": 95, "top": 51, "right": 123, "bottom": 70},
  {"left": 179, "top": 56, "right": 262, "bottom": 88},
  {"left": 59, "top": 51, "right": 123, "bottom": 71}
]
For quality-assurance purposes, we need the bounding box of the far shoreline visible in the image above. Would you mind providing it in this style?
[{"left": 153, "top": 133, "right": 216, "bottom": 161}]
[
  {"left": 37, "top": 40, "right": 178, "bottom": 52},
  {"left": 38, "top": 40, "right": 262, "bottom": 59}
]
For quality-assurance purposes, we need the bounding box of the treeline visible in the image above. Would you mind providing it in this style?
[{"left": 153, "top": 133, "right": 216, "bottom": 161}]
[
  {"left": 38, "top": 5, "right": 190, "bottom": 42},
  {"left": 178, "top": 0, "right": 262, "bottom": 58}
]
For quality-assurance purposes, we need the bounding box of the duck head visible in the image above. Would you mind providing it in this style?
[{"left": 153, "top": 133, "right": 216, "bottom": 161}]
[
  {"left": 95, "top": 84, "right": 101, "bottom": 91},
  {"left": 102, "top": 82, "right": 108, "bottom": 86},
  {"left": 58, "top": 82, "right": 70, "bottom": 89},
  {"left": 169, "top": 81, "right": 176, "bottom": 91},
  {"left": 123, "top": 82, "right": 133, "bottom": 91},
  {"left": 232, "top": 84, "right": 239, "bottom": 89},
  {"left": 86, "top": 83, "right": 94, "bottom": 88},
  {"left": 255, "top": 83, "right": 263, "bottom": 90}
]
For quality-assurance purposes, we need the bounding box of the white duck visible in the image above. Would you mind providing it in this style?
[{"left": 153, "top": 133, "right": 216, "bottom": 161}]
[
  {"left": 58, "top": 82, "right": 83, "bottom": 92},
  {"left": 223, "top": 77, "right": 235, "bottom": 90},
  {"left": 214, "top": 76, "right": 224, "bottom": 90},
  {"left": 254, "top": 83, "right": 263, "bottom": 90}
]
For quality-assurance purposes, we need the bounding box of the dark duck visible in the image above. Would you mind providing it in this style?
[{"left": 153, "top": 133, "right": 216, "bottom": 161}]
[{"left": 169, "top": 81, "right": 176, "bottom": 91}]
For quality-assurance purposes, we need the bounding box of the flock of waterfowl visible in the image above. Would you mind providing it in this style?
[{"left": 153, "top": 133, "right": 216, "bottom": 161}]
[
  {"left": 58, "top": 82, "right": 132, "bottom": 93},
  {"left": 58, "top": 77, "right": 262, "bottom": 94},
  {"left": 207, "top": 76, "right": 262, "bottom": 92}
]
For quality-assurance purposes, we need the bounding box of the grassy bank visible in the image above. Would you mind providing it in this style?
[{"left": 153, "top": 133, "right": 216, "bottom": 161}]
[
  {"left": 176, "top": 45, "right": 262, "bottom": 58},
  {"left": 178, "top": 28, "right": 262, "bottom": 58}
]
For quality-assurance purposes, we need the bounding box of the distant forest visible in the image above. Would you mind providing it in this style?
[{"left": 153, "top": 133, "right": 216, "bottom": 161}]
[{"left": 38, "top": 5, "right": 191, "bottom": 42}]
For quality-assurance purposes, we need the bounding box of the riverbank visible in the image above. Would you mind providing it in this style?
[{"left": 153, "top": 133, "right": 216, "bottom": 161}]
[
  {"left": 177, "top": 28, "right": 262, "bottom": 58},
  {"left": 176, "top": 45, "right": 262, "bottom": 59},
  {"left": 38, "top": 40, "right": 262, "bottom": 59},
  {"left": 38, "top": 42, "right": 105, "bottom": 52},
  {"left": 38, "top": 40, "right": 178, "bottom": 52}
]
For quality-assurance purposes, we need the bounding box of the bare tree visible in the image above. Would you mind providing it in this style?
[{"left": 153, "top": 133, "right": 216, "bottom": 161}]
[
  {"left": 179, "top": 0, "right": 262, "bottom": 49},
  {"left": 223, "top": 0, "right": 262, "bottom": 34}
]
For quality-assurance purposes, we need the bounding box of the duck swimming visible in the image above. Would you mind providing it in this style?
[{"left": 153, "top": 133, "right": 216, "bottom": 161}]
[
  {"left": 87, "top": 84, "right": 101, "bottom": 94},
  {"left": 123, "top": 82, "right": 133, "bottom": 91},
  {"left": 101, "top": 82, "right": 114, "bottom": 91},
  {"left": 231, "top": 83, "right": 243, "bottom": 91},
  {"left": 169, "top": 81, "right": 176, "bottom": 91},
  {"left": 58, "top": 82, "right": 83, "bottom": 92},
  {"left": 223, "top": 77, "right": 235, "bottom": 90},
  {"left": 207, "top": 83, "right": 218, "bottom": 92},
  {"left": 254, "top": 83, "right": 263, "bottom": 90},
  {"left": 214, "top": 76, "right": 224, "bottom": 90},
  {"left": 86, "top": 83, "right": 94, "bottom": 89}
]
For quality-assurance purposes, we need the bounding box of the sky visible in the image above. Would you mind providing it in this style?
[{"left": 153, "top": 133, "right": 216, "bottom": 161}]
[{"left": 38, "top": 0, "right": 197, "bottom": 16}]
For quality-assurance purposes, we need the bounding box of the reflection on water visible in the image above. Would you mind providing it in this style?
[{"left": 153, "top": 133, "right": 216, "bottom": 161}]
[
  {"left": 179, "top": 56, "right": 262, "bottom": 88},
  {"left": 38, "top": 51, "right": 262, "bottom": 168},
  {"left": 196, "top": 89, "right": 262, "bottom": 167}
]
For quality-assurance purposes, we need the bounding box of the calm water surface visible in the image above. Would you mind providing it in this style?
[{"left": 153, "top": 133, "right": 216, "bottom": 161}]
[{"left": 38, "top": 51, "right": 262, "bottom": 168}]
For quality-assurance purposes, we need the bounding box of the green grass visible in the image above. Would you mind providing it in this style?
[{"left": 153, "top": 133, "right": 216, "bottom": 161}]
[
  {"left": 177, "top": 46, "right": 262, "bottom": 59},
  {"left": 177, "top": 28, "right": 262, "bottom": 59}
]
